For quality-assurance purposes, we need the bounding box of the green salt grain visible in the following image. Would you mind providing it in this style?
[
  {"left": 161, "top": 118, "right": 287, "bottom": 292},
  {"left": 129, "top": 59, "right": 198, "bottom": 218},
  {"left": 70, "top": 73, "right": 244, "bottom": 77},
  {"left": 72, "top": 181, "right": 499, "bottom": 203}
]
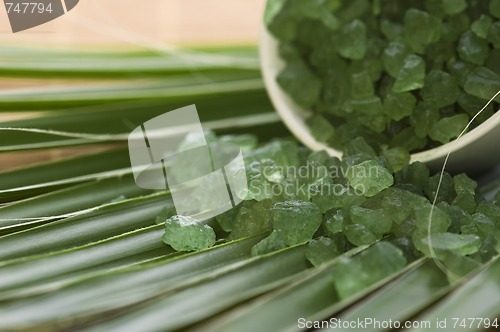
[
  {"left": 381, "top": 20, "right": 403, "bottom": 41},
  {"left": 350, "top": 96, "right": 384, "bottom": 115},
  {"left": 416, "top": 232, "right": 481, "bottom": 258},
  {"left": 306, "top": 236, "right": 342, "bottom": 266},
  {"left": 442, "top": 0, "right": 467, "bottom": 16},
  {"left": 488, "top": 22, "right": 500, "bottom": 48},
  {"left": 486, "top": 49, "right": 500, "bottom": 74},
  {"left": 464, "top": 67, "right": 500, "bottom": 101},
  {"left": 271, "top": 200, "right": 322, "bottom": 245},
  {"left": 479, "top": 236, "right": 499, "bottom": 262},
  {"left": 425, "top": 172, "right": 457, "bottom": 204},
  {"left": 351, "top": 71, "right": 374, "bottom": 98},
  {"left": 350, "top": 205, "right": 392, "bottom": 237},
  {"left": 343, "top": 223, "right": 379, "bottom": 246},
  {"left": 308, "top": 150, "right": 330, "bottom": 164},
  {"left": 475, "top": 202, "right": 500, "bottom": 223},
  {"left": 490, "top": 0, "right": 500, "bottom": 19},
  {"left": 381, "top": 147, "right": 411, "bottom": 173},
  {"left": 390, "top": 127, "right": 428, "bottom": 152},
  {"left": 395, "top": 162, "right": 430, "bottom": 194},
  {"left": 458, "top": 92, "right": 494, "bottom": 121},
  {"left": 453, "top": 173, "right": 477, "bottom": 195},
  {"left": 429, "top": 114, "right": 469, "bottom": 144},
  {"left": 230, "top": 202, "right": 272, "bottom": 240},
  {"left": 251, "top": 230, "right": 287, "bottom": 256},
  {"left": 415, "top": 204, "right": 451, "bottom": 235},
  {"left": 452, "top": 193, "right": 477, "bottom": 214},
  {"left": 331, "top": 242, "right": 406, "bottom": 299},
  {"left": 356, "top": 114, "right": 388, "bottom": 134},
  {"left": 381, "top": 190, "right": 413, "bottom": 225},
  {"left": 458, "top": 31, "right": 489, "bottom": 66},
  {"left": 277, "top": 58, "right": 322, "bottom": 108},
  {"left": 324, "top": 208, "right": 349, "bottom": 235},
  {"left": 404, "top": 9, "right": 441, "bottom": 53},
  {"left": 312, "top": 183, "right": 366, "bottom": 212},
  {"left": 471, "top": 15, "right": 493, "bottom": 39},
  {"left": 343, "top": 136, "right": 377, "bottom": 157},
  {"left": 392, "top": 218, "right": 417, "bottom": 238},
  {"left": 265, "top": 0, "right": 298, "bottom": 42},
  {"left": 424, "top": 0, "right": 446, "bottom": 18},
  {"left": 260, "top": 159, "right": 284, "bottom": 184},
  {"left": 393, "top": 55, "right": 426, "bottom": 92},
  {"left": 383, "top": 40, "right": 410, "bottom": 78},
  {"left": 383, "top": 92, "right": 416, "bottom": 121},
  {"left": 447, "top": 60, "right": 474, "bottom": 87},
  {"left": 421, "top": 70, "right": 460, "bottom": 109},
  {"left": 337, "top": 19, "right": 368, "bottom": 60},
  {"left": 411, "top": 104, "right": 439, "bottom": 139},
  {"left": 162, "top": 216, "right": 216, "bottom": 252},
  {"left": 346, "top": 160, "right": 394, "bottom": 197},
  {"left": 307, "top": 114, "right": 336, "bottom": 143},
  {"left": 461, "top": 213, "right": 495, "bottom": 240}
]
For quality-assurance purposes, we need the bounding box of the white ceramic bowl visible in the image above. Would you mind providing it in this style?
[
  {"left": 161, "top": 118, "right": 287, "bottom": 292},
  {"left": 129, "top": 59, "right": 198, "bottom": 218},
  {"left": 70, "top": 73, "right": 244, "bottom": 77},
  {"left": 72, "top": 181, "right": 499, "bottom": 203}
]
[{"left": 260, "top": 24, "right": 500, "bottom": 173}]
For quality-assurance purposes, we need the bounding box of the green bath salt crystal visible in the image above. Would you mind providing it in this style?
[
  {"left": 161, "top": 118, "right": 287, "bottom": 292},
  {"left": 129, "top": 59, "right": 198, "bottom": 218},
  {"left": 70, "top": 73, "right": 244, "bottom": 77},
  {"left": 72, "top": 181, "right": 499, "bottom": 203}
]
[
  {"left": 471, "top": 15, "right": 493, "bottom": 39},
  {"left": 415, "top": 205, "right": 451, "bottom": 235},
  {"left": 490, "top": 0, "right": 500, "bottom": 19},
  {"left": 307, "top": 114, "right": 335, "bottom": 143},
  {"left": 453, "top": 173, "right": 477, "bottom": 195},
  {"left": 331, "top": 242, "right": 406, "bottom": 299},
  {"left": 323, "top": 208, "right": 349, "bottom": 235},
  {"left": 429, "top": 114, "right": 469, "bottom": 144},
  {"left": 337, "top": 19, "right": 367, "bottom": 60},
  {"left": 421, "top": 70, "right": 460, "bottom": 109},
  {"left": 489, "top": 22, "right": 500, "bottom": 48},
  {"left": 383, "top": 40, "right": 410, "bottom": 78},
  {"left": 346, "top": 160, "right": 394, "bottom": 197},
  {"left": 458, "top": 31, "right": 489, "bottom": 66},
  {"left": 277, "top": 58, "right": 322, "bottom": 108},
  {"left": 416, "top": 233, "right": 481, "bottom": 258},
  {"left": 306, "top": 236, "right": 342, "bottom": 266},
  {"left": 162, "top": 216, "right": 216, "bottom": 252},
  {"left": 411, "top": 104, "right": 439, "bottom": 139},
  {"left": 344, "top": 224, "right": 379, "bottom": 246},
  {"left": 404, "top": 9, "right": 441, "bottom": 54},
  {"left": 381, "top": 147, "right": 411, "bottom": 172},
  {"left": 251, "top": 230, "right": 288, "bottom": 256},
  {"left": 259, "top": 200, "right": 322, "bottom": 248},
  {"left": 464, "top": 67, "right": 500, "bottom": 101},
  {"left": 349, "top": 205, "right": 392, "bottom": 238},
  {"left": 442, "top": 0, "right": 467, "bottom": 16},
  {"left": 393, "top": 55, "right": 426, "bottom": 92},
  {"left": 383, "top": 92, "right": 416, "bottom": 121},
  {"left": 351, "top": 71, "right": 374, "bottom": 99}
]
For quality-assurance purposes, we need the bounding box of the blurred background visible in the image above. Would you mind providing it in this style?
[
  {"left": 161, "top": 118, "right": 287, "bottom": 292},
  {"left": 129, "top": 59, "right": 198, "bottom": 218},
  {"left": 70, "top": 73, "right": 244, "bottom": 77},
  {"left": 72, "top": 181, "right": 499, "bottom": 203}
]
[{"left": 0, "top": 0, "right": 267, "bottom": 170}]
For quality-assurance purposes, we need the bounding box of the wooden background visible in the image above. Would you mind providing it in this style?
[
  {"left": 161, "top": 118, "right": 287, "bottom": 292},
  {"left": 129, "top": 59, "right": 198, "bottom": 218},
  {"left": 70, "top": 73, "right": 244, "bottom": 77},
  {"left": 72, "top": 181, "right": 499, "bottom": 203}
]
[{"left": 0, "top": 0, "right": 266, "bottom": 46}]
